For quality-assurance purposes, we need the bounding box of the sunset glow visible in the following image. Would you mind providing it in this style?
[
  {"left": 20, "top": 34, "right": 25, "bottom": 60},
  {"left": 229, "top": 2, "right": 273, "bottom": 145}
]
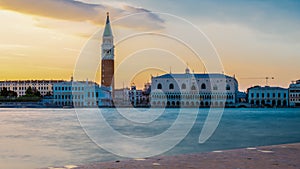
[{"left": 0, "top": 0, "right": 299, "bottom": 91}]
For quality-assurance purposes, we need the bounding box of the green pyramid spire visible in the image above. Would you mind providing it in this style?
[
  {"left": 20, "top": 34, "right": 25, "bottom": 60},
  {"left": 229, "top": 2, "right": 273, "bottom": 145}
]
[{"left": 103, "top": 12, "right": 113, "bottom": 37}]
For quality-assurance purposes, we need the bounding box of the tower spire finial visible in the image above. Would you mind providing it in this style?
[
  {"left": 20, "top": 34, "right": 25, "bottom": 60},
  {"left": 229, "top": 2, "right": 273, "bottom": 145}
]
[
  {"left": 106, "top": 12, "right": 110, "bottom": 24},
  {"left": 103, "top": 12, "right": 112, "bottom": 36}
]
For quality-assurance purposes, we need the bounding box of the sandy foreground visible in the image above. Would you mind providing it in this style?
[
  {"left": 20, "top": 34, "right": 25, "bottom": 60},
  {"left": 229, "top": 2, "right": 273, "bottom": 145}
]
[{"left": 47, "top": 143, "right": 300, "bottom": 169}]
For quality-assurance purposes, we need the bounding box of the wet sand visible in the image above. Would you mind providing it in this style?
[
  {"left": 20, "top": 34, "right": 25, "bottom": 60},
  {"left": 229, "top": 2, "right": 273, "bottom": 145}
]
[{"left": 49, "top": 143, "right": 300, "bottom": 169}]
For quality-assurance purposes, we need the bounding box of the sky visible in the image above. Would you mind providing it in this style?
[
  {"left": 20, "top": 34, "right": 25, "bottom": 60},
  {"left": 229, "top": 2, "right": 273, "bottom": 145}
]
[{"left": 0, "top": 0, "right": 299, "bottom": 91}]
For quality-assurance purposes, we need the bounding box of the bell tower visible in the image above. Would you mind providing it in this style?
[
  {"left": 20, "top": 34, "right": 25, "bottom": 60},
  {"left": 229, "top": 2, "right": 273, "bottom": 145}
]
[{"left": 101, "top": 12, "right": 114, "bottom": 91}]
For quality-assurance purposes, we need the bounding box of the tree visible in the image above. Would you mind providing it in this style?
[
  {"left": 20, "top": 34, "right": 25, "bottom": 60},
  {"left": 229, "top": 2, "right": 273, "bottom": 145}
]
[
  {"left": 25, "top": 86, "right": 41, "bottom": 97},
  {"left": 34, "top": 90, "right": 41, "bottom": 97},
  {"left": 25, "top": 86, "right": 34, "bottom": 96},
  {"left": 0, "top": 87, "right": 8, "bottom": 96},
  {"left": 8, "top": 91, "right": 17, "bottom": 97},
  {"left": 0, "top": 87, "right": 17, "bottom": 98}
]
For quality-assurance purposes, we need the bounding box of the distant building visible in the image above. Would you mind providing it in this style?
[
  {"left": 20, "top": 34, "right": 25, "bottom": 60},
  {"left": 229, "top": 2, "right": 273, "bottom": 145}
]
[
  {"left": 150, "top": 68, "right": 238, "bottom": 107},
  {"left": 237, "top": 91, "right": 247, "bottom": 103},
  {"left": 248, "top": 86, "right": 288, "bottom": 107},
  {"left": 129, "top": 86, "right": 144, "bottom": 107},
  {"left": 114, "top": 83, "right": 151, "bottom": 107},
  {"left": 114, "top": 87, "right": 131, "bottom": 106},
  {"left": 53, "top": 80, "right": 112, "bottom": 107},
  {"left": 142, "top": 82, "right": 151, "bottom": 105},
  {"left": 0, "top": 80, "right": 64, "bottom": 97},
  {"left": 289, "top": 80, "right": 300, "bottom": 107},
  {"left": 143, "top": 82, "right": 151, "bottom": 94}
]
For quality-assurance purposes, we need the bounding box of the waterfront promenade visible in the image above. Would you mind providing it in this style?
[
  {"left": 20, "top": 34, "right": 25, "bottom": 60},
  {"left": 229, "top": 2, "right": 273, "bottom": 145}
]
[{"left": 49, "top": 143, "right": 300, "bottom": 169}]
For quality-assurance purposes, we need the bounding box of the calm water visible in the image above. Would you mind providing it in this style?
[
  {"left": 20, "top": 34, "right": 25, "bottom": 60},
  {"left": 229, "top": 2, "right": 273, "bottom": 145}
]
[{"left": 0, "top": 108, "right": 300, "bottom": 168}]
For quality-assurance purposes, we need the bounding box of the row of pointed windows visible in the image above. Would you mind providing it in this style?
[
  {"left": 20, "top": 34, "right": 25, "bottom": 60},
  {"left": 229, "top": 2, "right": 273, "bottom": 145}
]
[{"left": 157, "top": 83, "right": 231, "bottom": 91}]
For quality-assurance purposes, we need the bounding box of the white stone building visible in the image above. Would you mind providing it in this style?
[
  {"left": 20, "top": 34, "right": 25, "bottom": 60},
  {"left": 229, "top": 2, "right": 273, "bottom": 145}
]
[
  {"left": 150, "top": 69, "right": 238, "bottom": 107},
  {"left": 289, "top": 80, "right": 300, "bottom": 107},
  {"left": 113, "top": 88, "right": 131, "bottom": 106},
  {"left": 53, "top": 81, "right": 112, "bottom": 107},
  {"left": 248, "top": 86, "right": 289, "bottom": 107},
  {"left": 0, "top": 80, "right": 64, "bottom": 97}
]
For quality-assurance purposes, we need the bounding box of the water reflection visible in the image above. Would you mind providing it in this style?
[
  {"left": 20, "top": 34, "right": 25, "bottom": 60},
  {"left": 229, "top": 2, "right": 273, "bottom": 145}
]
[{"left": 0, "top": 108, "right": 299, "bottom": 169}]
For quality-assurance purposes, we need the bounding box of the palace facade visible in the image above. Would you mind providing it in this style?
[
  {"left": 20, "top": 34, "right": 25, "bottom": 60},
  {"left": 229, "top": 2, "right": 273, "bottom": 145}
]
[{"left": 150, "top": 68, "right": 238, "bottom": 107}]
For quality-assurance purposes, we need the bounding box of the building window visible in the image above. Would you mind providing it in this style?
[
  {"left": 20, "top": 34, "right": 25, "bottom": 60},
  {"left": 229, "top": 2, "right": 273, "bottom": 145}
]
[
  {"left": 191, "top": 85, "right": 196, "bottom": 91},
  {"left": 201, "top": 83, "right": 206, "bottom": 89},
  {"left": 169, "top": 83, "right": 174, "bottom": 90},
  {"left": 226, "top": 85, "right": 230, "bottom": 91},
  {"left": 181, "top": 83, "right": 186, "bottom": 90},
  {"left": 213, "top": 85, "right": 218, "bottom": 90},
  {"left": 157, "top": 83, "right": 162, "bottom": 89}
]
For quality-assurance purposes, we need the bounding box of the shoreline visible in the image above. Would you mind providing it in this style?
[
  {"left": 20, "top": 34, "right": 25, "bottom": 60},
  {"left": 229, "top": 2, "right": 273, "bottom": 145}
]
[
  {"left": 48, "top": 143, "right": 300, "bottom": 169},
  {"left": 0, "top": 104, "right": 299, "bottom": 109},
  {"left": 1, "top": 102, "right": 298, "bottom": 109}
]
